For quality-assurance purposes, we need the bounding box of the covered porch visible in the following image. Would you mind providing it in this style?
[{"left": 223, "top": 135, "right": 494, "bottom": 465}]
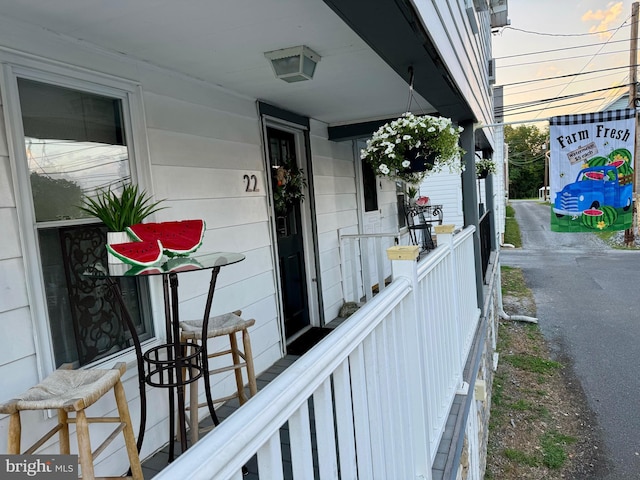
[
  {"left": 140, "top": 226, "right": 500, "bottom": 479},
  {"left": 0, "top": 1, "right": 504, "bottom": 479}
]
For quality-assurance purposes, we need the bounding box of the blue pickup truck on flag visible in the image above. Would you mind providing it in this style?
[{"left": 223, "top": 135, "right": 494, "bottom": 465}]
[{"left": 550, "top": 110, "right": 635, "bottom": 232}]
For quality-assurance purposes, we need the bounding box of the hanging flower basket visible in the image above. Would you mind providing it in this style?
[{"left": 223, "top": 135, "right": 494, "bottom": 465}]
[
  {"left": 475, "top": 158, "right": 496, "bottom": 179},
  {"left": 360, "top": 112, "right": 465, "bottom": 185},
  {"left": 404, "top": 148, "right": 437, "bottom": 173}
]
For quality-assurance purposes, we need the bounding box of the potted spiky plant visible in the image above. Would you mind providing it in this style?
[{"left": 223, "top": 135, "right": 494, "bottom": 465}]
[{"left": 79, "top": 183, "right": 166, "bottom": 263}]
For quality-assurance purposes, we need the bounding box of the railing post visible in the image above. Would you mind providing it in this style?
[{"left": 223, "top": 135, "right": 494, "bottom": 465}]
[
  {"left": 434, "top": 225, "right": 467, "bottom": 391},
  {"left": 386, "top": 245, "right": 432, "bottom": 479},
  {"left": 434, "top": 224, "right": 455, "bottom": 247}
]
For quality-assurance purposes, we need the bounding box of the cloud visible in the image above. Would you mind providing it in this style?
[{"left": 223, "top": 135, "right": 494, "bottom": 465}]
[{"left": 581, "top": 1, "right": 624, "bottom": 39}]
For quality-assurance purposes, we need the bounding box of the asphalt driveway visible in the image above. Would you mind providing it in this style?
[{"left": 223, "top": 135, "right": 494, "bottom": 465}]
[{"left": 501, "top": 200, "right": 640, "bottom": 480}]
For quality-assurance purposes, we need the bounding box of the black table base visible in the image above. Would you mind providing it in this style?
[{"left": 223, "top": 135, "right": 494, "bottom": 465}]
[{"left": 105, "top": 266, "right": 224, "bottom": 461}]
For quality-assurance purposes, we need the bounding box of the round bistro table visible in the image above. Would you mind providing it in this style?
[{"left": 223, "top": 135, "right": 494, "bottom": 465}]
[{"left": 84, "top": 251, "right": 245, "bottom": 461}]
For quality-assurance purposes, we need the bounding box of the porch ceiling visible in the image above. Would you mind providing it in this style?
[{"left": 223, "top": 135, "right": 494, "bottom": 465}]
[{"left": 0, "top": 0, "right": 453, "bottom": 127}]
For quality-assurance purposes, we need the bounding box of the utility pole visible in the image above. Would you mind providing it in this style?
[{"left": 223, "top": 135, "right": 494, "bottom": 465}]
[
  {"left": 544, "top": 149, "right": 550, "bottom": 201},
  {"left": 626, "top": 1, "right": 639, "bottom": 246}
]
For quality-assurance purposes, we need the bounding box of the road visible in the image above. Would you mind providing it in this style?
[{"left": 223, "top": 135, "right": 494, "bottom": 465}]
[{"left": 501, "top": 200, "right": 640, "bottom": 480}]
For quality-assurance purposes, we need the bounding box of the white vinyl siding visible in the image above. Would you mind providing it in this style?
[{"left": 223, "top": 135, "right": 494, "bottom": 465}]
[
  {"left": 420, "top": 171, "right": 464, "bottom": 229},
  {"left": 309, "top": 121, "right": 358, "bottom": 322}
]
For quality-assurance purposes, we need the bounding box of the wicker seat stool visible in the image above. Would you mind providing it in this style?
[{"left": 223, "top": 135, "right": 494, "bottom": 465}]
[
  {"left": 0, "top": 362, "right": 143, "bottom": 480},
  {"left": 180, "top": 310, "right": 258, "bottom": 443}
]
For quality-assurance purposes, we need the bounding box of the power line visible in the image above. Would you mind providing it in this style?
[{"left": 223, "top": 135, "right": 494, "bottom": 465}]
[
  {"left": 533, "top": 16, "right": 629, "bottom": 120},
  {"left": 506, "top": 71, "right": 627, "bottom": 97},
  {"left": 497, "top": 22, "right": 630, "bottom": 38},
  {"left": 496, "top": 84, "right": 630, "bottom": 114},
  {"left": 498, "top": 63, "right": 636, "bottom": 88},
  {"left": 497, "top": 97, "right": 606, "bottom": 118},
  {"left": 505, "top": 72, "right": 629, "bottom": 96},
  {"left": 494, "top": 38, "right": 630, "bottom": 60},
  {"left": 500, "top": 49, "right": 628, "bottom": 69},
  {"left": 591, "top": 73, "right": 630, "bottom": 112}
]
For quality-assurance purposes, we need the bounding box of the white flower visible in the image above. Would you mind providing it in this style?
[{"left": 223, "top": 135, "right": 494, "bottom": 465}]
[{"left": 361, "top": 112, "right": 464, "bottom": 182}]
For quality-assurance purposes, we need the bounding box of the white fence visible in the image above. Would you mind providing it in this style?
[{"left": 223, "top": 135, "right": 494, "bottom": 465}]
[
  {"left": 339, "top": 232, "right": 400, "bottom": 303},
  {"left": 155, "top": 226, "right": 480, "bottom": 480}
]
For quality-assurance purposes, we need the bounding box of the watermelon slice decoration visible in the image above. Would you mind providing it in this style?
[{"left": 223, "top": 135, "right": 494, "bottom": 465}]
[
  {"left": 124, "top": 265, "right": 164, "bottom": 276},
  {"left": 608, "top": 149, "right": 633, "bottom": 175},
  {"left": 127, "top": 219, "right": 205, "bottom": 257},
  {"left": 164, "top": 257, "right": 205, "bottom": 273},
  {"left": 106, "top": 239, "right": 164, "bottom": 266},
  {"left": 583, "top": 171, "right": 604, "bottom": 180},
  {"left": 581, "top": 206, "right": 618, "bottom": 230},
  {"left": 609, "top": 159, "right": 625, "bottom": 168}
]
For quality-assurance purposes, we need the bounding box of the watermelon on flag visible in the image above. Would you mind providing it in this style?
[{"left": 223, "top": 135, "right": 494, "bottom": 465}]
[
  {"left": 127, "top": 219, "right": 205, "bottom": 256},
  {"left": 106, "top": 240, "right": 164, "bottom": 266}
]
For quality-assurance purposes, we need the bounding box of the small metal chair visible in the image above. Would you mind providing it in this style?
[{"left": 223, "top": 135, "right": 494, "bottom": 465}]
[{"left": 405, "top": 203, "right": 443, "bottom": 251}]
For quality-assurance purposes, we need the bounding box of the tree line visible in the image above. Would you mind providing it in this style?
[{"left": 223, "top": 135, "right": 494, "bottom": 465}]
[{"left": 504, "top": 124, "right": 548, "bottom": 199}]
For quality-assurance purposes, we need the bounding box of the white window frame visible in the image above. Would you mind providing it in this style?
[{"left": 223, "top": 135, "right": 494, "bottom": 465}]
[{"left": 0, "top": 52, "right": 162, "bottom": 380}]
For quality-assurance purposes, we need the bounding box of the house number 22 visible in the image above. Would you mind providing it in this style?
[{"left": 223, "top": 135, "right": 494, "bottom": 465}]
[{"left": 243, "top": 174, "right": 259, "bottom": 192}]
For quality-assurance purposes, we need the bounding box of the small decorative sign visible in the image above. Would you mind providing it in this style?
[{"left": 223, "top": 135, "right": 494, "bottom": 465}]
[{"left": 566, "top": 141, "right": 598, "bottom": 165}]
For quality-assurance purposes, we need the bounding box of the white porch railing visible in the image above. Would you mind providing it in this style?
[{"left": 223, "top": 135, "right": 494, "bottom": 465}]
[
  {"left": 155, "top": 226, "right": 480, "bottom": 480},
  {"left": 339, "top": 232, "right": 401, "bottom": 303}
]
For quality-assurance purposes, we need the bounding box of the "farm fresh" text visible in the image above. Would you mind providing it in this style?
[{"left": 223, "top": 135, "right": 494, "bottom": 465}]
[{"left": 556, "top": 124, "right": 631, "bottom": 149}]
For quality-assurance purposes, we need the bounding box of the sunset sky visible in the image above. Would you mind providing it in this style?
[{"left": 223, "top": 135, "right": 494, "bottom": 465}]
[{"left": 493, "top": 1, "right": 637, "bottom": 124}]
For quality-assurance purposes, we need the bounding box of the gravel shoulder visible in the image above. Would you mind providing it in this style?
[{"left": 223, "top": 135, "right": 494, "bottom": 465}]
[{"left": 485, "top": 270, "right": 609, "bottom": 479}]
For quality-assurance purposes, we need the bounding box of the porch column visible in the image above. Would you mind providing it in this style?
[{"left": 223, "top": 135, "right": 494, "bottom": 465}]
[
  {"left": 459, "top": 120, "right": 483, "bottom": 306},
  {"left": 485, "top": 156, "right": 497, "bottom": 251}
]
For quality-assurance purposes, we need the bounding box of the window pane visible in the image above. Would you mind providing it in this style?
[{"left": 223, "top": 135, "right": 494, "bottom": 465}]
[
  {"left": 362, "top": 159, "right": 378, "bottom": 212},
  {"left": 39, "top": 225, "right": 152, "bottom": 367},
  {"left": 396, "top": 180, "right": 407, "bottom": 229},
  {"left": 18, "top": 78, "right": 130, "bottom": 222},
  {"left": 17, "top": 77, "right": 153, "bottom": 367}
]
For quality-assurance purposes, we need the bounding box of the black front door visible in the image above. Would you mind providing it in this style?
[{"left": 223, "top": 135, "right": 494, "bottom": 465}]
[{"left": 267, "top": 127, "right": 310, "bottom": 338}]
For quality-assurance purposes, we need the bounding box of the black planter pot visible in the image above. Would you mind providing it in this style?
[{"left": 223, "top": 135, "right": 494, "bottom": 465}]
[
  {"left": 477, "top": 169, "right": 489, "bottom": 179},
  {"left": 404, "top": 149, "right": 437, "bottom": 173}
]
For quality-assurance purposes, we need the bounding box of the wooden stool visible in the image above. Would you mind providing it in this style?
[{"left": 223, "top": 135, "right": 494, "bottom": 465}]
[
  {"left": 0, "top": 362, "right": 143, "bottom": 480},
  {"left": 180, "top": 310, "right": 257, "bottom": 443}
]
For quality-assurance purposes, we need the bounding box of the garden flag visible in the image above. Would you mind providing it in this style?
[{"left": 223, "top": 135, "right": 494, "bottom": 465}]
[{"left": 550, "top": 108, "right": 635, "bottom": 232}]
